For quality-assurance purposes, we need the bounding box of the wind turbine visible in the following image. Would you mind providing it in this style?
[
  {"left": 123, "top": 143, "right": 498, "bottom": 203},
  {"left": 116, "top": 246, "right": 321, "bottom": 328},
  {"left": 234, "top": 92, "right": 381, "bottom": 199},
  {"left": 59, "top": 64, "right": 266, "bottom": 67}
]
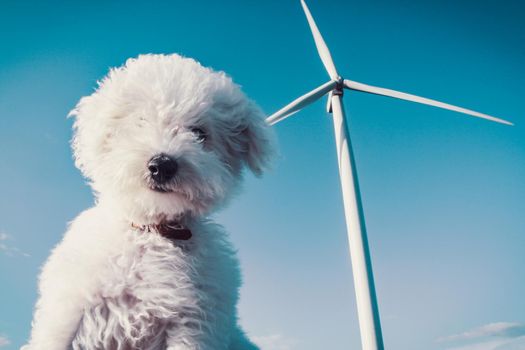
[{"left": 266, "top": 1, "right": 513, "bottom": 350}]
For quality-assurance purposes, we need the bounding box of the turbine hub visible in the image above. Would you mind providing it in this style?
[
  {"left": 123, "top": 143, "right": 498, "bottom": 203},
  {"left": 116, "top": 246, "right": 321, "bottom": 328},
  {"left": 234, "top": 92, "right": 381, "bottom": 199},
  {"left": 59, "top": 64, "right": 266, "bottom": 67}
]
[{"left": 333, "top": 77, "right": 344, "bottom": 96}]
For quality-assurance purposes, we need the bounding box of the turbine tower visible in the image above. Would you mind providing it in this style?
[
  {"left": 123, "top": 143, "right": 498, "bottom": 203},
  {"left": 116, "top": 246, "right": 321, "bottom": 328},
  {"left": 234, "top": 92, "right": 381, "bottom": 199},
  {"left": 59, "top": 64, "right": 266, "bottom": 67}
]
[{"left": 267, "top": 1, "right": 512, "bottom": 349}]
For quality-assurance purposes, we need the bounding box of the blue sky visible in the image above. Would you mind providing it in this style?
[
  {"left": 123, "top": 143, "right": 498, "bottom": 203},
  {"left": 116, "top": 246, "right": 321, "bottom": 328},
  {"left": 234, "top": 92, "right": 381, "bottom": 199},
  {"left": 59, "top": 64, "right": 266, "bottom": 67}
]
[{"left": 0, "top": 1, "right": 524, "bottom": 349}]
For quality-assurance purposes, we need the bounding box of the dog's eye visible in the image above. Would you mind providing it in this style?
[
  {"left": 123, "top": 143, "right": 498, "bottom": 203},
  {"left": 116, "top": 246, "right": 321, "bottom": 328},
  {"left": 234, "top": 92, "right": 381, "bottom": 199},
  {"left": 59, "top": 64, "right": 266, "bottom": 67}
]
[{"left": 190, "top": 127, "right": 207, "bottom": 142}]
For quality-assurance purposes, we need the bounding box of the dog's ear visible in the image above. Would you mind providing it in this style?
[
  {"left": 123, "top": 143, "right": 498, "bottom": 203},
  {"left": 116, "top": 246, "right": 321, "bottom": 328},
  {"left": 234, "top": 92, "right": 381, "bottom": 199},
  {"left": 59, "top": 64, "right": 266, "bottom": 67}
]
[
  {"left": 69, "top": 90, "right": 117, "bottom": 182},
  {"left": 223, "top": 100, "right": 276, "bottom": 176}
]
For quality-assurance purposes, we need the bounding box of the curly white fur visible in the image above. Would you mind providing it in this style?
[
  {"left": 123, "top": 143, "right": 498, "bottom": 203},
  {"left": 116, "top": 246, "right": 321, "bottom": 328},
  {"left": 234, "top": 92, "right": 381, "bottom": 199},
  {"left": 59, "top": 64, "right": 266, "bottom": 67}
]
[{"left": 23, "top": 54, "right": 274, "bottom": 350}]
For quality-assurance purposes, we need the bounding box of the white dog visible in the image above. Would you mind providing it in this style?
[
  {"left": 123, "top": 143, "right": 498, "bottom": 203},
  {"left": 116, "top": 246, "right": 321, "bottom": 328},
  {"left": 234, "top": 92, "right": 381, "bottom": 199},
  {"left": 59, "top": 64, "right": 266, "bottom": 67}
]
[{"left": 23, "top": 54, "right": 274, "bottom": 350}]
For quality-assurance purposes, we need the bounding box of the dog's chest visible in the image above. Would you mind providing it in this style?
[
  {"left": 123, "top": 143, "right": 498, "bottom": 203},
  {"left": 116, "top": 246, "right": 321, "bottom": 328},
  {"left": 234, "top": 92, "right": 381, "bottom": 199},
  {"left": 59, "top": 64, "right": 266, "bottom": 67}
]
[{"left": 72, "top": 232, "right": 199, "bottom": 350}]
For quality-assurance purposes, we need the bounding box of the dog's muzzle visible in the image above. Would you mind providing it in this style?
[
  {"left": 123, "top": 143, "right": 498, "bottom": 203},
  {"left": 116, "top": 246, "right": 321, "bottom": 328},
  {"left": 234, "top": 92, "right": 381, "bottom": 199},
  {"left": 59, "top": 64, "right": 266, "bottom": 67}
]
[{"left": 148, "top": 153, "right": 178, "bottom": 186}]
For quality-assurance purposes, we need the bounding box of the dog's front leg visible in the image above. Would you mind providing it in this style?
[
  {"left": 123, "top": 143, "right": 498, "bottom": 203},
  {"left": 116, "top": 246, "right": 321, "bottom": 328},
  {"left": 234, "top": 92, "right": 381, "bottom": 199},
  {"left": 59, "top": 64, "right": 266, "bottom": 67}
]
[
  {"left": 22, "top": 245, "right": 87, "bottom": 350},
  {"left": 22, "top": 293, "right": 84, "bottom": 350}
]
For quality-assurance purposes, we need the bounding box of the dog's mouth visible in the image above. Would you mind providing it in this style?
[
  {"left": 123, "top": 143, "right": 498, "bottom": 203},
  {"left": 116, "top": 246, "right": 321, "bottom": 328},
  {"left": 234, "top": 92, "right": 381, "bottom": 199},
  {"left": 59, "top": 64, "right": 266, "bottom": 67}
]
[
  {"left": 149, "top": 184, "right": 174, "bottom": 193},
  {"left": 145, "top": 172, "right": 177, "bottom": 193}
]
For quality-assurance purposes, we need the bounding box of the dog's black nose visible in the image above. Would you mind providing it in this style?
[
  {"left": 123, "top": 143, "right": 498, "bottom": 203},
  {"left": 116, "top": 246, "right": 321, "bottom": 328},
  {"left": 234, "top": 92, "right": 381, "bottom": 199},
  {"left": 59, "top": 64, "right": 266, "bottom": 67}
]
[{"left": 148, "top": 154, "right": 178, "bottom": 183}]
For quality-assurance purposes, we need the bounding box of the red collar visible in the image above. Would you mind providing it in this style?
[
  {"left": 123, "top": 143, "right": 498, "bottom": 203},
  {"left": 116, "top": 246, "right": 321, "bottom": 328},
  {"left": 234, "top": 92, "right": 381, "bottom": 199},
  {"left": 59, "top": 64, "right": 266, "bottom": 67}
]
[{"left": 131, "top": 221, "right": 192, "bottom": 241}]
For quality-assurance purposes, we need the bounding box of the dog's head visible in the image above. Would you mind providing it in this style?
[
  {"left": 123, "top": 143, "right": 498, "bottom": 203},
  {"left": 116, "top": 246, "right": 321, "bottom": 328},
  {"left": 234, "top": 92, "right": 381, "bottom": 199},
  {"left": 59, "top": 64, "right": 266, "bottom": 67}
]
[{"left": 70, "top": 54, "right": 274, "bottom": 222}]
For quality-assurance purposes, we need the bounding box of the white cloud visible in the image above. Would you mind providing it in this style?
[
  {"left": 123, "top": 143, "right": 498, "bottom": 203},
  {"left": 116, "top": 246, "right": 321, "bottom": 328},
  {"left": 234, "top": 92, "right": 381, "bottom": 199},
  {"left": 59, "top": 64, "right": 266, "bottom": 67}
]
[
  {"left": 440, "top": 323, "right": 525, "bottom": 342},
  {"left": 0, "top": 231, "right": 30, "bottom": 257},
  {"left": 439, "top": 323, "right": 525, "bottom": 350},
  {"left": 252, "top": 334, "right": 297, "bottom": 350},
  {"left": 0, "top": 335, "right": 10, "bottom": 347}
]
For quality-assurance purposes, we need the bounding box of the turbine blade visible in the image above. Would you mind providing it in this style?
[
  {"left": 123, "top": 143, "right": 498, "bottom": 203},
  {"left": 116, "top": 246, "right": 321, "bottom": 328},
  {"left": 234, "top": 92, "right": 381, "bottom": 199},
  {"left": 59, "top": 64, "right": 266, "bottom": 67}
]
[
  {"left": 266, "top": 80, "right": 337, "bottom": 125},
  {"left": 344, "top": 79, "right": 513, "bottom": 126},
  {"left": 300, "top": 0, "right": 339, "bottom": 79}
]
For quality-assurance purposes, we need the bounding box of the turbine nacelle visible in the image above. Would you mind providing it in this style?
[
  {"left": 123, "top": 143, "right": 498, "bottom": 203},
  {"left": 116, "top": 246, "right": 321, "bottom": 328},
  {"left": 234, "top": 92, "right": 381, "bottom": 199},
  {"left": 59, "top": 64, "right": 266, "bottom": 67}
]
[{"left": 326, "top": 77, "right": 345, "bottom": 113}]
